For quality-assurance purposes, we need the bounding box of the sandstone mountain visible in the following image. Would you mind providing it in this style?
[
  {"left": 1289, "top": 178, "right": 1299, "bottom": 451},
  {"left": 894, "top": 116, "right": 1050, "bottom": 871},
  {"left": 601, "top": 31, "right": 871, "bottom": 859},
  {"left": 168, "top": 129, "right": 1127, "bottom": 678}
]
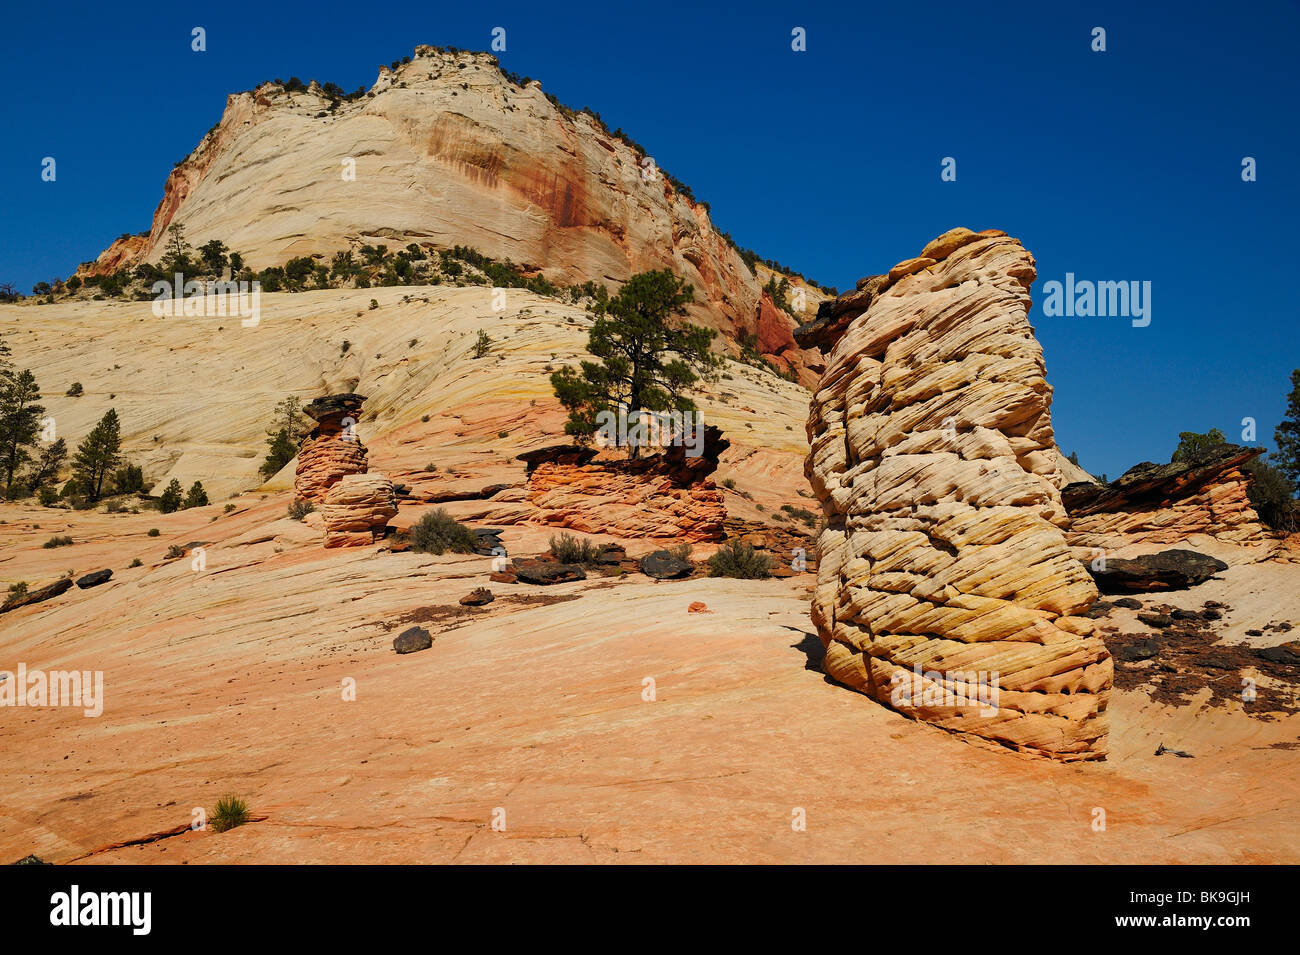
[{"left": 81, "top": 46, "right": 828, "bottom": 379}]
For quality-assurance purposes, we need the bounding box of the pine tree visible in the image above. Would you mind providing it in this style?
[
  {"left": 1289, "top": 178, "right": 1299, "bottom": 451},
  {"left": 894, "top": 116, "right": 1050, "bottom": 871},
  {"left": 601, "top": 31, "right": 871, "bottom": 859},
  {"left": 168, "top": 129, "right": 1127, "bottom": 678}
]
[
  {"left": 183, "top": 481, "right": 209, "bottom": 509},
  {"left": 550, "top": 270, "right": 717, "bottom": 458},
  {"left": 158, "top": 478, "right": 183, "bottom": 513},
  {"left": 24, "top": 437, "right": 67, "bottom": 492},
  {"left": 1273, "top": 369, "right": 1300, "bottom": 495},
  {"left": 260, "top": 397, "right": 311, "bottom": 478},
  {"left": 71, "top": 408, "right": 123, "bottom": 501},
  {"left": 0, "top": 368, "right": 45, "bottom": 490}
]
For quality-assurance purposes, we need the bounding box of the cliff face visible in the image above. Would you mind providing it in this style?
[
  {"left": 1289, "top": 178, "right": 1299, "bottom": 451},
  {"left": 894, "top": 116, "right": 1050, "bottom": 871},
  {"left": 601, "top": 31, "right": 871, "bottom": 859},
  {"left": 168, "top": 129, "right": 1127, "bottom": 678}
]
[
  {"left": 804, "top": 228, "right": 1112, "bottom": 761},
  {"left": 83, "top": 47, "right": 824, "bottom": 374}
]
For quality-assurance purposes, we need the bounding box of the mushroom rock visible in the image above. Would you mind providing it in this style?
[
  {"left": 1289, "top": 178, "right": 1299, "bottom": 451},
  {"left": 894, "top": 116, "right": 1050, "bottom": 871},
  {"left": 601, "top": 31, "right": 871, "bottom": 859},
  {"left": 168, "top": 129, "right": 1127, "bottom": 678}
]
[
  {"left": 295, "top": 394, "right": 370, "bottom": 504},
  {"left": 804, "top": 228, "right": 1112, "bottom": 761},
  {"left": 321, "top": 472, "right": 398, "bottom": 547}
]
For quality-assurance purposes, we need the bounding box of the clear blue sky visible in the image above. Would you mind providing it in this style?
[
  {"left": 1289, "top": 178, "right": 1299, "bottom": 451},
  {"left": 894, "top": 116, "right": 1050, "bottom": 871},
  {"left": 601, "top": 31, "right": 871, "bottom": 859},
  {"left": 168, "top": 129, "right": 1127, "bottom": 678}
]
[{"left": 1, "top": 0, "right": 1296, "bottom": 480}]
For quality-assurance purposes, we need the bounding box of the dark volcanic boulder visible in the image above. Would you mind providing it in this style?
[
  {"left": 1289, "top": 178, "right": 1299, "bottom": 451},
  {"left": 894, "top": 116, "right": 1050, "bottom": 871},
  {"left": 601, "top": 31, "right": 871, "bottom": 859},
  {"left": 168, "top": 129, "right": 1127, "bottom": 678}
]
[
  {"left": 1, "top": 578, "right": 73, "bottom": 614},
  {"left": 75, "top": 569, "right": 113, "bottom": 589},
  {"left": 393, "top": 626, "right": 433, "bottom": 654},
  {"left": 639, "top": 551, "right": 693, "bottom": 580},
  {"left": 514, "top": 562, "right": 587, "bottom": 585},
  {"left": 1089, "top": 549, "right": 1228, "bottom": 592}
]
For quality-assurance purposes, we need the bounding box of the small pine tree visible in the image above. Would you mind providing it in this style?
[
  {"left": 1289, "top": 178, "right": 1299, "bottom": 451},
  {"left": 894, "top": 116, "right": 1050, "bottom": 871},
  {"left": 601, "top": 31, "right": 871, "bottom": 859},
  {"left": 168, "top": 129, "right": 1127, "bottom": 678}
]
[
  {"left": 158, "top": 478, "right": 183, "bottom": 513},
  {"left": 550, "top": 269, "right": 717, "bottom": 457},
  {"left": 260, "top": 397, "right": 311, "bottom": 478},
  {"left": 183, "top": 481, "right": 209, "bottom": 509},
  {"left": 71, "top": 408, "right": 123, "bottom": 502},
  {"left": 0, "top": 368, "right": 45, "bottom": 490},
  {"left": 1273, "top": 369, "right": 1300, "bottom": 495},
  {"left": 1171, "top": 428, "right": 1227, "bottom": 463},
  {"left": 24, "top": 437, "right": 67, "bottom": 492}
]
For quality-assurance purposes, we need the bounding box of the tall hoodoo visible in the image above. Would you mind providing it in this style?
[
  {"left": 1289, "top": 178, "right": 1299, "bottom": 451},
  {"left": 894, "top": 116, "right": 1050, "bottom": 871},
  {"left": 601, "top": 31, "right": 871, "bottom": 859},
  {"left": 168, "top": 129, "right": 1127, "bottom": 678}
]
[
  {"left": 294, "top": 394, "right": 370, "bottom": 504},
  {"left": 800, "top": 228, "right": 1113, "bottom": 761}
]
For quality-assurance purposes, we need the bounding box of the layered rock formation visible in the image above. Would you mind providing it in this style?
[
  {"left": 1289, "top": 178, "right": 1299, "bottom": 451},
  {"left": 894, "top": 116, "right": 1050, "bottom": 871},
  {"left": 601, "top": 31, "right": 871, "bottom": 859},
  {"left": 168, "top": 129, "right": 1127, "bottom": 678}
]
[
  {"left": 81, "top": 47, "right": 826, "bottom": 375},
  {"left": 489, "top": 431, "right": 730, "bottom": 542},
  {"left": 321, "top": 473, "right": 399, "bottom": 547},
  {"left": 803, "top": 228, "right": 1112, "bottom": 761},
  {"left": 1063, "top": 444, "right": 1271, "bottom": 549},
  {"left": 294, "top": 394, "right": 370, "bottom": 503}
]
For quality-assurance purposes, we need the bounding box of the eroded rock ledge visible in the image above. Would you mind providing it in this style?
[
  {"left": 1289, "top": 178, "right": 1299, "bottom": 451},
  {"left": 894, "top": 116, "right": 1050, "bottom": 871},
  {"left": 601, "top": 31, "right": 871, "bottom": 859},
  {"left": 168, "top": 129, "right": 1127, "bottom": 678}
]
[{"left": 804, "top": 228, "right": 1112, "bottom": 761}]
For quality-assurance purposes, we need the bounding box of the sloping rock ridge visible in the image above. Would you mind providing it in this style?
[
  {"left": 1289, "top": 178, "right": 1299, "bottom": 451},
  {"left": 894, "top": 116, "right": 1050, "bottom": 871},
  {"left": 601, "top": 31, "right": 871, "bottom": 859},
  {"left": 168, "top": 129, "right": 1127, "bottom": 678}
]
[
  {"left": 1063, "top": 443, "right": 1272, "bottom": 548},
  {"left": 805, "top": 228, "right": 1112, "bottom": 761}
]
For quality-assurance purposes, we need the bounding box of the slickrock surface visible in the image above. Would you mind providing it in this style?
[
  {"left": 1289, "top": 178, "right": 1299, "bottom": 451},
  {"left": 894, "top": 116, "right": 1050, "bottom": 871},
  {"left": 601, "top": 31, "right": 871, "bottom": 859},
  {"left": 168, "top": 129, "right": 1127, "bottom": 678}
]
[
  {"left": 80, "top": 47, "right": 828, "bottom": 375},
  {"left": 1, "top": 496, "right": 1296, "bottom": 864},
  {"left": 321, "top": 473, "right": 399, "bottom": 547},
  {"left": 805, "top": 228, "right": 1113, "bottom": 761},
  {"left": 1064, "top": 444, "right": 1273, "bottom": 550}
]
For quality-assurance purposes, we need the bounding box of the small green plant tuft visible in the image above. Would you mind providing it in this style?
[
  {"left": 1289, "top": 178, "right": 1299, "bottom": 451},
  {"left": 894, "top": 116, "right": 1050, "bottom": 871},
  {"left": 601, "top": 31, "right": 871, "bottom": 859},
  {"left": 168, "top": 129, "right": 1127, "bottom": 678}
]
[
  {"left": 43, "top": 535, "right": 74, "bottom": 549},
  {"left": 147, "top": 528, "right": 160, "bottom": 537},
  {"left": 210, "top": 795, "right": 251, "bottom": 833}
]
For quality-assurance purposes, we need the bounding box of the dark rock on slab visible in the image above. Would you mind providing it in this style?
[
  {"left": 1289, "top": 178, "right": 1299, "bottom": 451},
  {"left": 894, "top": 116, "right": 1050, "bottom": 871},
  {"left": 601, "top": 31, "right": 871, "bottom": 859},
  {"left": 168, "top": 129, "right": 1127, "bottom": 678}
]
[
  {"left": 1085, "top": 601, "right": 1114, "bottom": 619},
  {"left": 639, "top": 551, "right": 693, "bottom": 580},
  {"left": 304, "top": 393, "right": 366, "bottom": 423},
  {"left": 516, "top": 444, "right": 598, "bottom": 474},
  {"left": 1119, "top": 639, "right": 1160, "bottom": 662},
  {"left": 459, "top": 588, "right": 494, "bottom": 607},
  {"left": 1170, "top": 608, "right": 1203, "bottom": 622},
  {"left": 596, "top": 545, "right": 626, "bottom": 565},
  {"left": 1090, "top": 549, "right": 1228, "bottom": 592},
  {"left": 1113, "top": 597, "right": 1143, "bottom": 610},
  {"left": 1, "top": 578, "right": 73, "bottom": 614},
  {"left": 393, "top": 626, "right": 433, "bottom": 654},
  {"left": 75, "top": 569, "right": 113, "bottom": 589},
  {"left": 1201, "top": 608, "right": 1222, "bottom": 621},
  {"left": 515, "top": 563, "right": 586, "bottom": 585},
  {"left": 1257, "top": 642, "right": 1300, "bottom": 666},
  {"left": 1138, "top": 613, "right": 1175, "bottom": 629},
  {"left": 489, "top": 571, "right": 518, "bottom": 584}
]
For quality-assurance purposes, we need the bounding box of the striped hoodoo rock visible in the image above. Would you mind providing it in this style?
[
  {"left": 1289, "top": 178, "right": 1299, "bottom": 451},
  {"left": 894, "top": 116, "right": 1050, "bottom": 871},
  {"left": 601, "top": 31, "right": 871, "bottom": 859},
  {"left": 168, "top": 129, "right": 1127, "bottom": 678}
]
[{"left": 800, "top": 228, "right": 1113, "bottom": 761}]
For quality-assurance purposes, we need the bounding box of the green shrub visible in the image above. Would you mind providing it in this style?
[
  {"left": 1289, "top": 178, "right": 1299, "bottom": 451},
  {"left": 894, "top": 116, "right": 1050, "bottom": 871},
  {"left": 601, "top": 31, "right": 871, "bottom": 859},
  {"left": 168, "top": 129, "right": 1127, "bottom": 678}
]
[
  {"left": 43, "top": 535, "right": 74, "bottom": 549},
  {"left": 165, "top": 544, "right": 185, "bottom": 559},
  {"left": 37, "top": 486, "right": 59, "bottom": 507},
  {"left": 7, "top": 581, "right": 27, "bottom": 599},
  {"left": 66, "top": 382, "right": 83, "bottom": 397},
  {"left": 408, "top": 509, "right": 477, "bottom": 555},
  {"left": 210, "top": 795, "right": 250, "bottom": 833},
  {"left": 147, "top": 528, "right": 160, "bottom": 537},
  {"left": 473, "top": 330, "right": 492, "bottom": 358},
  {"left": 128, "top": 558, "right": 143, "bottom": 568},
  {"left": 1245, "top": 455, "right": 1297, "bottom": 533},
  {"left": 707, "top": 540, "right": 773, "bottom": 579},
  {"left": 287, "top": 498, "right": 315, "bottom": 521},
  {"left": 549, "top": 532, "right": 603, "bottom": 566}
]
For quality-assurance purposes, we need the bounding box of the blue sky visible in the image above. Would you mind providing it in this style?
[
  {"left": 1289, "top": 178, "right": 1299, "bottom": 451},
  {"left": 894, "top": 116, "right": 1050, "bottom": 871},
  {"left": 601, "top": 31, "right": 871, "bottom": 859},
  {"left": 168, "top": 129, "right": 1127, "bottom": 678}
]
[{"left": 1, "top": 0, "right": 1297, "bottom": 479}]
